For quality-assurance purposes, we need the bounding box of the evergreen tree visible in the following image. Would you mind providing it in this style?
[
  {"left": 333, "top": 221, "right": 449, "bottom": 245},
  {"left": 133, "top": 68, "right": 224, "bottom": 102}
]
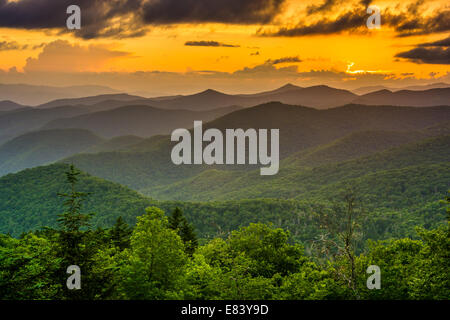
[
  {"left": 56, "top": 164, "right": 95, "bottom": 299},
  {"left": 168, "top": 207, "right": 198, "bottom": 255},
  {"left": 111, "top": 216, "right": 132, "bottom": 250}
]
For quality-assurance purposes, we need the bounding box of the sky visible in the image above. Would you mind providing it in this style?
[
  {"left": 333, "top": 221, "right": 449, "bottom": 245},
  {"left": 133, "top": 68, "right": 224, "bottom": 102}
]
[{"left": 0, "top": 0, "right": 448, "bottom": 96}]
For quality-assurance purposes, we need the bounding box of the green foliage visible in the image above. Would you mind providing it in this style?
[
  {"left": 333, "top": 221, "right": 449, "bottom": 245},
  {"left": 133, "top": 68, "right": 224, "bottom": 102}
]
[
  {"left": 168, "top": 207, "right": 198, "bottom": 256},
  {"left": 110, "top": 217, "right": 132, "bottom": 250},
  {"left": 0, "top": 233, "right": 61, "bottom": 300},
  {"left": 116, "top": 207, "right": 188, "bottom": 299},
  {"left": 0, "top": 163, "right": 152, "bottom": 236},
  {"left": 354, "top": 225, "right": 450, "bottom": 300},
  {"left": 0, "top": 205, "right": 448, "bottom": 300}
]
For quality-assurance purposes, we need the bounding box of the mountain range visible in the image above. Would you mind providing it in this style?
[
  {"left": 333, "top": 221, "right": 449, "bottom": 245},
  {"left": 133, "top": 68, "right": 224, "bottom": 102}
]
[
  {"left": 0, "top": 89, "right": 448, "bottom": 241},
  {"left": 17, "top": 84, "right": 450, "bottom": 112},
  {"left": 41, "top": 105, "right": 241, "bottom": 138},
  {"left": 60, "top": 102, "right": 450, "bottom": 194},
  {"left": 0, "top": 83, "right": 119, "bottom": 106},
  {"left": 352, "top": 82, "right": 450, "bottom": 95}
]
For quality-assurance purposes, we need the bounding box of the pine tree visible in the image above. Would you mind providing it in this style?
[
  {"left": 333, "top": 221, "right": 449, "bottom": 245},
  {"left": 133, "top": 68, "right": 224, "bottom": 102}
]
[
  {"left": 56, "top": 164, "right": 94, "bottom": 299},
  {"left": 57, "top": 165, "right": 92, "bottom": 260},
  {"left": 168, "top": 207, "right": 198, "bottom": 256},
  {"left": 111, "top": 216, "right": 132, "bottom": 250}
]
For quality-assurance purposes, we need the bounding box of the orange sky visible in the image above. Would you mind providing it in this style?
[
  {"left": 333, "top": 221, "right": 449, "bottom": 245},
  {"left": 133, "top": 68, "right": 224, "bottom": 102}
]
[{"left": 0, "top": 0, "right": 448, "bottom": 94}]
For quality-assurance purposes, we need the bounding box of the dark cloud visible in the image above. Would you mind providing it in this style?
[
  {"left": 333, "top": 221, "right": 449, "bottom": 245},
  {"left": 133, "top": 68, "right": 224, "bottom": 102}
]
[
  {"left": 395, "top": 36, "right": 450, "bottom": 65},
  {"left": 0, "top": 41, "right": 27, "bottom": 51},
  {"left": 307, "top": 0, "right": 342, "bottom": 15},
  {"left": 359, "top": 0, "right": 373, "bottom": 6},
  {"left": 260, "top": 1, "right": 449, "bottom": 38},
  {"left": 185, "top": 41, "right": 240, "bottom": 47},
  {"left": 419, "top": 36, "right": 450, "bottom": 47},
  {"left": 268, "top": 56, "right": 302, "bottom": 65},
  {"left": 142, "top": 0, "right": 285, "bottom": 24},
  {"left": 395, "top": 47, "right": 449, "bottom": 64},
  {"left": 261, "top": 9, "right": 366, "bottom": 37},
  {"left": 0, "top": 0, "right": 145, "bottom": 39},
  {"left": 0, "top": 0, "right": 285, "bottom": 39},
  {"left": 387, "top": 8, "right": 450, "bottom": 37}
]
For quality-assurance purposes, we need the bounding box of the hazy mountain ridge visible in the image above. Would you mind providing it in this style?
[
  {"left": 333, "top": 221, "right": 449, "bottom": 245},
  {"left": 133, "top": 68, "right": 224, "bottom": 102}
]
[
  {"left": 352, "top": 88, "right": 450, "bottom": 107},
  {"left": 60, "top": 103, "right": 450, "bottom": 193},
  {"left": 0, "top": 100, "right": 28, "bottom": 111},
  {"left": 352, "top": 82, "right": 450, "bottom": 95},
  {"left": 0, "top": 83, "right": 119, "bottom": 106},
  {"left": 0, "top": 105, "right": 92, "bottom": 145},
  {"left": 13, "top": 84, "right": 450, "bottom": 112},
  {"left": 0, "top": 129, "right": 104, "bottom": 176},
  {"left": 41, "top": 104, "right": 241, "bottom": 138}
]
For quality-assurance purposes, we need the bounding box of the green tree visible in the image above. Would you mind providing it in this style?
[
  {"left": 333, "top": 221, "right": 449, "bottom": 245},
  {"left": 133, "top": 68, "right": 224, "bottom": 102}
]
[
  {"left": 117, "top": 207, "right": 188, "bottom": 299},
  {"left": 56, "top": 164, "right": 95, "bottom": 299},
  {"left": 0, "top": 234, "right": 61, "bottom": 300},
  {"left": 168, "top": 207, "right": 198, "bottom": 256},
  {"left": 313, "top": 188, "right": 366, "bottom": 298},
  {"left": 110, "top": 216, "right": 132, "bottom": 250}
]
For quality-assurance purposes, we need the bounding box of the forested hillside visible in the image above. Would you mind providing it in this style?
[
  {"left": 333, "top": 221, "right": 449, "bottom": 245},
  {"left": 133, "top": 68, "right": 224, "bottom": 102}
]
[
  {"left": 62, "top": 103, "right": 450, "bottom": 191},
  {"left": 0, "top": 164, "right": 151, "bottom": 236},
  {"left": 0, "top": 129, "right": 104, "bottom": 176}
]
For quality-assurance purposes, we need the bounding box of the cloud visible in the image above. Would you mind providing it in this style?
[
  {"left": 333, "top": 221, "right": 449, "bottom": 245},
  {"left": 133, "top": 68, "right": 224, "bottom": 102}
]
[
  {"left": 0, "top": 0, "right": 147, "bottom": 39},
  {"left": 395, "top": 36, "right": 450, "bottom": 65},
  {"left": 267, "top": 56, "right": 302, "bottom": 65},
  {"left": 418, "top": 36, "right": 450, "bottom": 47},
  {"left": 185, "top": 41, "right": 240, "bottom": 47},
  {"left": 230, "top": 57, "right": 302, "bottom": 78},
  {"left": 23, "top": 40, "right": 131, "bottom": 72},
  {"left": 260, "top": 1, "right": 449, "bottom": 37},
  {"left": 387, "top": 8, "right": 450, "bottom": 37},
  {"left": 142, "top": 0, "right": 286, "bottom": 24},
  {"left": 261, "top": 8, "right": 367, "bottom": 37},
  {"left": 0, "top": 0, "right": 286, "bottom": 39},
  {"left": 0, "top": 40, "right": 27, "bottom": 51},
  {"left": 395, "top": 47, "right": 450, "bottom": 65},
  {"left": 2, "top": 64, "right": 449, "bottom": 96},
  {"left": 306, "top": 0, "right": 342, "bottom": 15}
]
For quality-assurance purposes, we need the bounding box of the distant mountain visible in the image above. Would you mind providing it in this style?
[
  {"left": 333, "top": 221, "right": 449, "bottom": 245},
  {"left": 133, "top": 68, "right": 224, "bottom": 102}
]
[
  {"left": 237, "top": 83, "right": 303, "bottom": 97},
  {"left": 86, "top": 135, "right": 145, "bottom": 153},
  {"left": 353, "top": 88, "right": 450, "bottom": 107},
  {"left": 283, "top": 130, "right": 427, "bottom": 168},
  {"left": 353, "top": 83, "right": 450, "bottom": 95},
  {"left": 34, "top": 84, "right": 357, "bottom": 112},
  {"left": 401, "top": 82, "right": 450, "bottom": 91},
  {"left": 42, "top": 105, "right": 241, "bottom": 138},
  {"left": 0, "top": 83, "right": 119, "bottom": 106},
  {"left": 0, "top": 100, "right": 28, "bottom": 111},
  {"left": 0, "top": 129, "right": 104, "bottom": 176},
  {"left": 37, "top": 93, "right": 145, "bottom": 109},
  {"left": 29, "top": 84, "right": 450, "bottom": 112},
  {"left": 352, "top": 86, "right": 391, "bottom": 95},
  {"left": 148, "top": 85, "right": 357, "bottom": 110},
  {"left": 145, "top": 135, "right": 450, "bottom": 201},
  {"left": 62, "top": 102, "right": 450, "bottom": 193},
  {"left": 0, "top": 105, "right": 91, "bottom": 144},
  {"left": 0, "top": 163, "right": 151, "bottom": 236}
]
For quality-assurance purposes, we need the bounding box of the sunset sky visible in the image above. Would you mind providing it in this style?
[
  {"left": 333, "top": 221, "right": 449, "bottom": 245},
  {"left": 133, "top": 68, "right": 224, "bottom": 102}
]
[{"left": 0, "top": 0, "right": 448, "bottom": 95}]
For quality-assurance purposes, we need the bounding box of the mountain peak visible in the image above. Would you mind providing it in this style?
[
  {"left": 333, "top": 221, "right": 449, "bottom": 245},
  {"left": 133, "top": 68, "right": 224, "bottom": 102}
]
[
  {"left": 200, "top": 89, "right": 223, "bottom": 95},
  {"left": 278, "top": 83, "right": 301, "bottom": 90}
]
